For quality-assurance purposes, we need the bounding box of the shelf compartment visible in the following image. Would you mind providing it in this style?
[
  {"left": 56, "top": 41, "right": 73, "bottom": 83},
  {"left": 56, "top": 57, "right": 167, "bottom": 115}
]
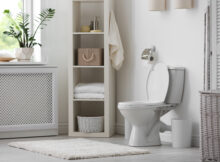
[
  {"left": 73, "top": 68, "right": 104, "bottom": 86},
  {"left": 73, "top": 1, "right": 104, "bottom": 33},
  {"left": 73, "top": 98, "right": 104, "bottom": 102},
  {"left": 72, "top": 101, "right": 104, "bottom": 132},
  {"left": 73, "top": 35, "right": 104, "bottom": 49}
]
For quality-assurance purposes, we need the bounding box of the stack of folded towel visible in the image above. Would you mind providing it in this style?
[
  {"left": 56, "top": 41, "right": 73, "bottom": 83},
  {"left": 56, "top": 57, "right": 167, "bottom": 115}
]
[{"left": 74, "top": 83, "right": 104, "bottom": 99}]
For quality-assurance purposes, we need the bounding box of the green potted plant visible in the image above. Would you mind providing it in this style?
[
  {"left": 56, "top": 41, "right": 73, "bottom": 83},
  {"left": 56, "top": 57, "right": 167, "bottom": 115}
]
[{"left": 3, "top": 8, "right": 55, "bottom": 60}]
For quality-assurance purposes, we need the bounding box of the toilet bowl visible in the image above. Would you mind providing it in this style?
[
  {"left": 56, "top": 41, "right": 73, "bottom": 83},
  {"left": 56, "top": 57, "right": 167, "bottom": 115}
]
[{"left": 118, "top": 63, "right": 185, "bottom": 147}]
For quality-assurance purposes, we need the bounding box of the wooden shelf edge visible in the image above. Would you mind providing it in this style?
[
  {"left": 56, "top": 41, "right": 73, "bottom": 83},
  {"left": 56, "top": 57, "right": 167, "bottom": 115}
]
[
  {"left": 73, "top": 66, "right": 104, "bottom": 69},
  {"left": 73, "top": 0, "right": 104, "bottom": 2},
  {"left": 73, "top": 98, "right": 104, "bottom": 102},
  {"left": 69, "top": 132, "right": 108, "bottom": 138},
  {"left": 73, "top": 32, "right": 104, "bottom": 35}
]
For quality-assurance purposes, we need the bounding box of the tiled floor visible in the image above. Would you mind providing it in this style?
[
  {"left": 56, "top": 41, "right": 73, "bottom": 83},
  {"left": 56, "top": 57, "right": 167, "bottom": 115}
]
[{"left": 0, "top": 136, "right": 200, "bottom": 162}]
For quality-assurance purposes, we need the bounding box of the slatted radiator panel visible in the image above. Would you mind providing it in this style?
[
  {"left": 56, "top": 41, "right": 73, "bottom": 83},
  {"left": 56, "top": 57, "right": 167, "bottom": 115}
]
[
  {"left": 0, "top": 73, "right": 53, "bottom": 126},
  {"left": 0, "top": 67, "right": 58, "bottom": 137}
]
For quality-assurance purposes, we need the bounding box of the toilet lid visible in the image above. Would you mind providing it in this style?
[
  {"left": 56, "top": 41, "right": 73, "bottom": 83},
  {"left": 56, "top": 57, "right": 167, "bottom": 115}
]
[{"left": 146, "top": 63, "right": 169, "bottom": 103}]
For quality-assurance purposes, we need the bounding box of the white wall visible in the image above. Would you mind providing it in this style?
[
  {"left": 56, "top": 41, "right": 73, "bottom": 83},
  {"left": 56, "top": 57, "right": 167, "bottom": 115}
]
[
  {"left": 41, "top": 0, "right": 72, "bottom": 134},
  {"left": 115, "top": 0, "right": 206, "bottom": 145}
]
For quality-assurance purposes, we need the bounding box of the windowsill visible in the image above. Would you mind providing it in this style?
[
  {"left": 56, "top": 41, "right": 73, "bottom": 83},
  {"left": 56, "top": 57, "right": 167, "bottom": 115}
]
[{"left": 0, "top": 59, "right": 47, "bottom": 66}]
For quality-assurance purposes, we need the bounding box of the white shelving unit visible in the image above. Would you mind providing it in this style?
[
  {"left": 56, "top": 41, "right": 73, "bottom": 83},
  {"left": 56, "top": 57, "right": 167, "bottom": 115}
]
[{"left": 68, "top": 0, "right": 115, "bottom": 137}]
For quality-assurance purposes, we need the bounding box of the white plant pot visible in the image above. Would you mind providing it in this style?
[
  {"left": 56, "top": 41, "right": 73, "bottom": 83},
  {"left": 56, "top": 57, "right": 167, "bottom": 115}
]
[{"left": 15, "top": 48, "right": 34, "bottom": 60}]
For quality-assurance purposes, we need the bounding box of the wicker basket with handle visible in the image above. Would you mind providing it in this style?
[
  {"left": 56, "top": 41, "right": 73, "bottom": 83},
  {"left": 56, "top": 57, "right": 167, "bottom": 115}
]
[
  {"left": 77, "top": 48, "right": 103, "bottom": 66},
  {"left": 200, "top": 91, "right": 220, "bottom": 162}
]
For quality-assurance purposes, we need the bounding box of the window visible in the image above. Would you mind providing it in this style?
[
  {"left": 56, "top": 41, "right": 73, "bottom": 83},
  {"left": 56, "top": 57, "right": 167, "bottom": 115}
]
[
  {"left": 0, "top": 0, "right": 42, "bottom": 62},
  {"left": 0, "top": 0, "right": 23, "bottom": 52}
]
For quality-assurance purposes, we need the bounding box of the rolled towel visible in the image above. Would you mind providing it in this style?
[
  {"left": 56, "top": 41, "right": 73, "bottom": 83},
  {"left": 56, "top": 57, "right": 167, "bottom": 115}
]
[
  {"left": 74, "top": 83, "right": 104, "bottom": 94},
  {"left": 0, "top": 51, "right": 15, "bottom": 58},
  {"left": 74, "top": 93, "right": 104, "bottom": 99}
]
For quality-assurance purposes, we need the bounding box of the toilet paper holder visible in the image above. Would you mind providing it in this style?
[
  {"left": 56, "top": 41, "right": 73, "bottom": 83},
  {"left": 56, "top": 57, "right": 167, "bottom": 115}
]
[{"left": 141, "top": 46, "right": 156, "bottom": 61}]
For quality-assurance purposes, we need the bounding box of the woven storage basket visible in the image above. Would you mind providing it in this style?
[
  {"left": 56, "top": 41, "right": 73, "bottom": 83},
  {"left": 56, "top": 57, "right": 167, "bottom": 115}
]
[
  {"left": 77, "top": 116, "right": 104, "bottom": 133},
  {"left": 200, "top": 91, "right": 220, "bottom": 162},
  {"left": 77, "top": 48, "right": 103, "bottom": 66}
]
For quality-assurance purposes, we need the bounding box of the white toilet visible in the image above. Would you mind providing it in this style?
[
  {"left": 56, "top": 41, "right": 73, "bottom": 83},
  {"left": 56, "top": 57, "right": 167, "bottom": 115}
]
[{"left": 118, "top": 63, "right": 185, "bottom": 147}]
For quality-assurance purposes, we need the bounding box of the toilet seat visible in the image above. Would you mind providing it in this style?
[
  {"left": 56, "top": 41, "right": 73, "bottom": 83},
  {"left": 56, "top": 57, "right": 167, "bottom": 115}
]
[
  {"left": 118, "top": 101, "right": 173, "bottom": 110},
  {"left": 118, "top": 63, "right": 171, "bottom": 110}
]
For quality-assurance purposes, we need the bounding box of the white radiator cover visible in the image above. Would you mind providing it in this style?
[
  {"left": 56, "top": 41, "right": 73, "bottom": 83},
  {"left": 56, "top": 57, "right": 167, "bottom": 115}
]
[{"left": 0, "top": 66, "right": 58, "bottom": 138}]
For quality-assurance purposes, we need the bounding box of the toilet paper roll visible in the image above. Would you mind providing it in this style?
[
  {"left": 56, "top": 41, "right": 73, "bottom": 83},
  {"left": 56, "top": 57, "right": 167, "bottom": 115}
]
[
  {"left": 148, "top": 53, "right": 157, "bottom": 64},
  {"left": 142, "top": 52, "right": 157, "bottom": 66},
  {"left": 0, "top": 51, "right": 14, "bottom": 58},
  {"left": 141, "top": 47, "right": 157, "bottom": 67}
]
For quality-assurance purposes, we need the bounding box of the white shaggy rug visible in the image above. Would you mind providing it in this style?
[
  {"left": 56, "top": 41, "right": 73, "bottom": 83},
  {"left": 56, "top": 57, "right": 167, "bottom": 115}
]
[{"left": 8, "top": 138, "right": 149, "bottom": 160}]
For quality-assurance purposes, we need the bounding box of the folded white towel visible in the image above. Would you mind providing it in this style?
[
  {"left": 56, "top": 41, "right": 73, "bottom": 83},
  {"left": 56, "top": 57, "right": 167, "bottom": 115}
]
[
  {"left": 74, "top": 83, "right": 104, "bottom": 94},
  {"left": 74, "top": 93, "right": 104, "bottom": 99}
]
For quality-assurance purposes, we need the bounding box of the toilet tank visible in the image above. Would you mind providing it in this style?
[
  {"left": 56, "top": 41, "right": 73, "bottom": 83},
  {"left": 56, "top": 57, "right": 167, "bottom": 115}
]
[{"left": 165, "top": 67, "right": 185, "bottom": 104}]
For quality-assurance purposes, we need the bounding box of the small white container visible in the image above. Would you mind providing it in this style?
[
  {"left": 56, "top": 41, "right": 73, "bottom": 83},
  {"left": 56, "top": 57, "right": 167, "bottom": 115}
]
[
  {"left": 172, "top": 119, "right": 192, "bottom": 148},
  {"left": 77, "top": 116, "right": 104, "bottom": 133}
]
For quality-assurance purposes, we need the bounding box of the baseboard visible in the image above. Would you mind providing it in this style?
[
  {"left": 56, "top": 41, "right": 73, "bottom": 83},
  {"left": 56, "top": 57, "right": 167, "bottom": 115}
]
[
  {"left": 0, "top": 123, "right": 67, "bottom": 138},
  {"left": 0, "top": 129, "right": 58, "bottom": 139},
  {"left": 192, "top": 135, "right": 200, "bottom": 147},
  {"left": 58, "top": 122, "right": 68, "bottom": 135},
  {"left": 115, "top": 124, "right": 200, "bottom": 147},
  {"left": 115, "top": 123, "right": 124, "bottom": 135}
]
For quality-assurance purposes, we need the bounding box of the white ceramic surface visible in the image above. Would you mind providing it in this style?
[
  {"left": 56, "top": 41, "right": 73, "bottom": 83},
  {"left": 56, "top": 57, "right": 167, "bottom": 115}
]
[
  {"left": 119, "top": 103, "right": 170, "bottom": 146},
  {"left": 125, "top": 119, "right": 132, "bottom": 140},
  {"left": 118, "top": 63, "right": 185, "bottom": 147},
  {"left": 15, "top": 48, "right": 34, "bottom": 60}
]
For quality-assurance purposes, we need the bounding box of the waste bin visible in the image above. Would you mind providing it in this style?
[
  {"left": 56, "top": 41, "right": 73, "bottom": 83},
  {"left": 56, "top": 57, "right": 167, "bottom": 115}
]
[{"left": 172, "top": 119, "right": 192, "bottom": 148}]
